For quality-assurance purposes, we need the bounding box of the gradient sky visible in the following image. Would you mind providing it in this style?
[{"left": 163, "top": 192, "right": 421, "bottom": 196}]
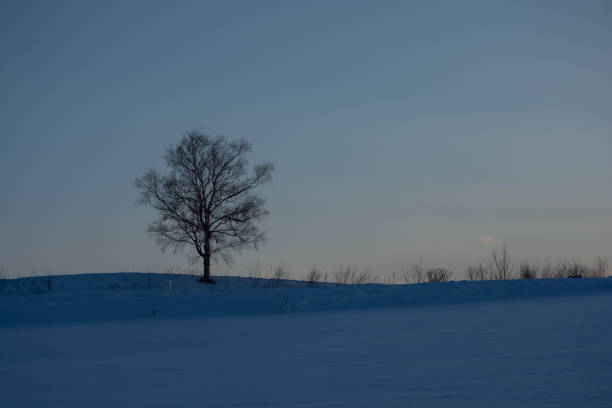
[{"left": 1, "top": 0, "right": 611, "bottom": 279}]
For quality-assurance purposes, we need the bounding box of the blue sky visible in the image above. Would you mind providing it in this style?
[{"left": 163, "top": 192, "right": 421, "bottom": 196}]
[{"left": 1, "top": 0, "right": 611, "bottom": 279}]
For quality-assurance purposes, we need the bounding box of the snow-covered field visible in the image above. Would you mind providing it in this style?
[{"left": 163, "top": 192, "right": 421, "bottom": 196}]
[{"left": 1, "top": 274, "right": 611, "bottom": 407}]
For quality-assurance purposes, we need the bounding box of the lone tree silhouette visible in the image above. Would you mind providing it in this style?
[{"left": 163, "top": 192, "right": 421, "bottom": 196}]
[{"left": 135, "top": 130, "right": 273, "bottom": 283}]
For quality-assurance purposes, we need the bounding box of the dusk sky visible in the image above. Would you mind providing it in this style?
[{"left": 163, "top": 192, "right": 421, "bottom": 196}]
[{"left": 1, "top": 0, "right": 611, "bottom": 279}]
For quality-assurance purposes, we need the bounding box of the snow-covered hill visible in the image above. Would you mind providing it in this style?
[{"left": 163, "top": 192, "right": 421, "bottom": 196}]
[
  {"left": 1, "top": 273, "right": 611, "bottom": 325},
  {"left": 1, "top": 274, "right": 611, "bottom": 407}
]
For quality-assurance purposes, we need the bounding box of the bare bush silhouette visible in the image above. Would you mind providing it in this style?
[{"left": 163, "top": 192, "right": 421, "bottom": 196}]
[
  {"left": 489, "top": 244, "right": 514, "bottom": 280},
  {"left": 540, "top": 259, "right": 554, "bottom": 279},
  {"left": 402, "top": 259, "right": 425, "bottom": 284},
  {"left": 592, "top": 257, "right": 608, "bottom": 278},
  {"left": 569, "top": 261, "right": 589, "bottom": 278},
  {"left": 466, "top": 263, "right": 488, "bottom": 281},
  {"left": 135, "top": 130, "right": 273, "bottom": 283},
  {"left": 353, "top": 269, "right": 373, "bottom": 285},
  {"left": 334, "top": 266, "right": 353, "bottom": 285},
  {"left": 554, "top": 260, "right": 589, "bottom": 278},
  {"left": 304, "top": 267, "right": 322, "bottom": 286},
  {"left": 553, "top": 260, "right": 570, "bottom": 278},
  {"left": 425, "top": 268, "right": 452, "bottom": 282},
  {"left": 519, "top": 261, "right": 538, "bottom": 279},
  {"left": 270, "top": 265, "right": 289, "bottom": 286},
  {"left": 334, "top": 266, "right": 373, "bottom": 285},
  {"left": 249, "top": 262, "right": 263, "bottom": 287}
]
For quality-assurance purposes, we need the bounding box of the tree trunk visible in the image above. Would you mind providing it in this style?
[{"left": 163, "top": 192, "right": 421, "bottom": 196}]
[
  {"left": 200, "top": 234, "right": 213, "bottom": 283},
  {"left": 202, "top": 256, "right": 211, "bottom": 283}
]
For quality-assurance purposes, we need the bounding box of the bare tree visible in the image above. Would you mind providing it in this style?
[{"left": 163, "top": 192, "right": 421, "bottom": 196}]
[
  {"left": 489, "top": 244, "right": 514, "bottom": 280},
  {"left": 135, "top": 130, "right": 273, "bottom": 283}
]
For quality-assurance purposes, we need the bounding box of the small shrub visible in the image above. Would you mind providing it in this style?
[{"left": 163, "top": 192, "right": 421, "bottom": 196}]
[
  {"left": 353, "top": 269, "right": 373, "bottom": 285},
  {"left": 466, "top": 263, "right": 488, "bottom": 281},
  {"left": 426, "top": 268, "right": 452, "bottom": 282},
  {"left": 555, "top": 260, "right": 589, "bottom": 279},
  {"left": 304, "top": 267, "right": 322, "bottom": 286},
  {"left": 540, "top": 259, "right": 554, "bottom": 279},
  {"left": 334, "top": 266, "right": 372, "bottom": 285},
  {"left": 249, "top": 262, "right": 263, "bottom": 287},
  {"left": 270, "top": 265, "right": 289, "bottom": 286},
  {"left": 592, "top": 257, "right": 608, "bottom": 278},
  {"left": 334, "top": 265, "right": 353, "bottom": 285},
  {"left": 519, "top": 261, "right": 538, "bottom": 279},
  {"left": 401, "top": 259, "right": 425, "bottom": 284}
]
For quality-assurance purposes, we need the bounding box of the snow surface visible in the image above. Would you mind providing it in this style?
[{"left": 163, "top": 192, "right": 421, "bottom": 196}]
[{"left": 1, "top": 274, "right": 611, "bottom": 407}]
